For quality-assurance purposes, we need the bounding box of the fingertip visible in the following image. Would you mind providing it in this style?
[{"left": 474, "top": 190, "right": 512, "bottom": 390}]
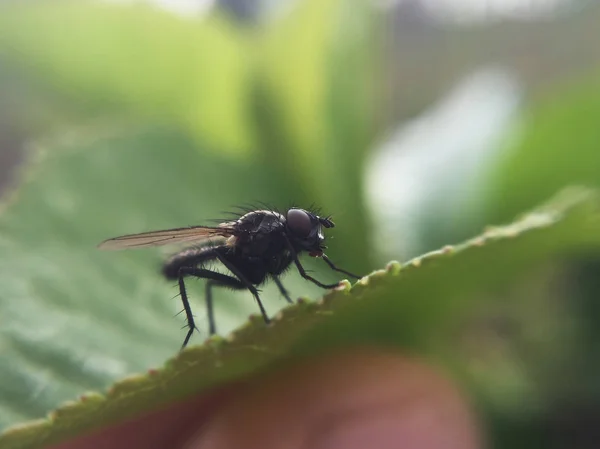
[{"left": 183, "top": 348, "right": 483, "bottom": 449}]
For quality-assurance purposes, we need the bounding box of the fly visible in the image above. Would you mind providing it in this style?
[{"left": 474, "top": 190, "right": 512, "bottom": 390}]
[{"left": 98, "top": 207, "right": 361, "bottom": 348}]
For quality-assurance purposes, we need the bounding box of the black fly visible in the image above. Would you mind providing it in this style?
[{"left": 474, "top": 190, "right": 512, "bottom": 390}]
[{"left": 98, "top": 207, "right": 361, "bottom": 348}]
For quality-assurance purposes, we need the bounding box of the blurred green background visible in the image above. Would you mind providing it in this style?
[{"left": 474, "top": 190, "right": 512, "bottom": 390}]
[{"left": 0, "top": 0, "right": 599, "bottom": 447}]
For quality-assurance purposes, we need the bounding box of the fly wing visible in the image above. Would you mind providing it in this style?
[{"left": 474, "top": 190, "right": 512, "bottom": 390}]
[{"left": 97, "top": 224, "right": 235, "bottom": 250}]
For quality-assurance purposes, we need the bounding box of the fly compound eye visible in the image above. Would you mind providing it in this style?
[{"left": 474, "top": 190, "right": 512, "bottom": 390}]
[{"left": 287, "top": 208, "right": 312, "bottom": 238}]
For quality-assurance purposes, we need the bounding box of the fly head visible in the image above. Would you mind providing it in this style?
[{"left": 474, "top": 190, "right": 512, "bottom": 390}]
[{"left": 285, "top": 208, "right": 333, "bottom": 257}]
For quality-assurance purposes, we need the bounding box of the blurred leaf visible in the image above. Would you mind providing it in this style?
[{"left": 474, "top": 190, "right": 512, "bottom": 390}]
[
  {"left": 320, "top": 0, "right": 378, "bottom": 268},
  {"left": 0, "top": 1, "right": 254, "bottom": 154},
  {"left": 0, "top": 0, "right": 380, "bottom": 271},
  {"left": 258, "top": 0, "right": 341, "bottom": 162},
  {"left": 255, "top": 0, "right": 377, "bottom": 270},
  {"left": 1, "top": 183, "right": 600, "bottom": 448},
  {"left": 485, "top": 71, "right": 600, "bottom": 223}
]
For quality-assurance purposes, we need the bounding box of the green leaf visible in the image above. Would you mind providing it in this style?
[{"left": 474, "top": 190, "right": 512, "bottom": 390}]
[
  {"left": 485, "top": 71, "right": 600, "bottom": 223},
  {"left": 0, "top": 0, "right": 379, "bottom": 271},
  {"left": 258, "top": 0, "right": 342, "bottom": 161},
  {"left": 1, "top": 147, "right": 599, "bottom": 449},
  {"left": 0, "top": 125, "right": 354, "bottom": 432},
  {"left": 0, "top": 1, "right": 254, "bottom": 154},
  {"left": 254, "top": 0, "right": 377, "bottom": 270}
]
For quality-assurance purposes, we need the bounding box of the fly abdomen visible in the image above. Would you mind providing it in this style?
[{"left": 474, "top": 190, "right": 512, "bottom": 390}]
[{"left": 162, "top": 246, "right": 221, "bottom": 280}]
